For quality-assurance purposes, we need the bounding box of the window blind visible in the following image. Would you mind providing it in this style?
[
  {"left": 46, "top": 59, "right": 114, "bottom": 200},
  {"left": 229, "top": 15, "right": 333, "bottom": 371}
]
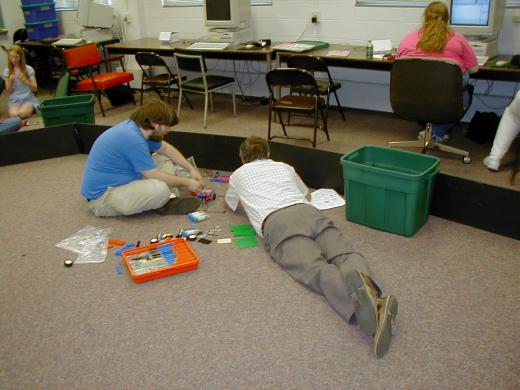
[
  {"left": 356, "top": 0, "right": 518, "bottom": 7},
  {"left": 162, "top": 0, "right": 272, "bottom": 7},
  {"left": 55, "top": 0, "right": 111, "bottom": 11}
]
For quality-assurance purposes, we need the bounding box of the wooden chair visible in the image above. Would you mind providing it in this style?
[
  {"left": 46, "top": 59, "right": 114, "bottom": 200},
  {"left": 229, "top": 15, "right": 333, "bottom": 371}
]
[
  {"left": 265, "top": 68, "right": 329, "bottom": 148},
  {"left": 135, "top": 51, "right": 192, "bottom": 108},
  {"left": 62, "top": 43, "right": 135, "bottom": 116},
  {"left": 286, "top": 54, "right": 346, "bottom": 121}
]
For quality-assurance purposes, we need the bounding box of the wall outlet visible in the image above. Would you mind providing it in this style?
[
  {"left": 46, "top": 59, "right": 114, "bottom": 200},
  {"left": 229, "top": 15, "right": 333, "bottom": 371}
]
[{"left": 311, "top": 11, "right": 320, "bottom": 24}]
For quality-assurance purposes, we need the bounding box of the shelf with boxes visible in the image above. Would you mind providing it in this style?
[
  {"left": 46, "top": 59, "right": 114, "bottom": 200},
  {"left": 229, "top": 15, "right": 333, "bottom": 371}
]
[{"left": 21, "top": 1, "right": 59, "bottom": 40}]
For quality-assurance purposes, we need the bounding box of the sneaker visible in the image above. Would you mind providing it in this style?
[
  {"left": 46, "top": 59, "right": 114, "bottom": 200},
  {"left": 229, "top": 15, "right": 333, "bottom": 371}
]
[
  {"left": 345, "top": 270, "right": 379, "bottom": 337},
  {"left": 156, "top": 197, "right": 201, "bottom": 215},
  {"left": 483, "top": 155, "right": 500, "bottom": 171},
  {"left": 373, "top": 295, "right": 398, "bottom": 358}
]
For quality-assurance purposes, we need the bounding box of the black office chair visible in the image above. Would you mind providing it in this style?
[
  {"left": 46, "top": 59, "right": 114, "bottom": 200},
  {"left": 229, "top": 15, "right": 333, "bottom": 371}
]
[
  {"left": 286, "top": 54, "right": 346, "bottom": 121},
  {"left": 388, "top": 57, "right": 473, "bottom": 163},
  {"left": 135, "top": 51, "right": 191, "bottom": 107},
  {"left": 174, "top": 50, "right": 236, "bottom": 128},
  {"left": 265, "top": 68, "right": 329, "bottom": 148}
]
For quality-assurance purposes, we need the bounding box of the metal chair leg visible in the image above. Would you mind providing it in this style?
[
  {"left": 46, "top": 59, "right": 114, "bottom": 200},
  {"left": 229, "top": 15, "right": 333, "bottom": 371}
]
[{"left": 333, "top": 89, "right": 346, "bottom": 121}]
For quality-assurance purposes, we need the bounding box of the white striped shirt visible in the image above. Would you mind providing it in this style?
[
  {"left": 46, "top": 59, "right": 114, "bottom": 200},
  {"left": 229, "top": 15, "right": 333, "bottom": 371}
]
[{"left": 225, "top": 159, "right": 309, "bottom": 237}]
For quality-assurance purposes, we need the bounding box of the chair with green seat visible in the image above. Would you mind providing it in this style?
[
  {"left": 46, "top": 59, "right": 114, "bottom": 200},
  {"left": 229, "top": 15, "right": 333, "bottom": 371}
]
[
  {"left": 286, "top": 54, "right": 346, "bottom": 121},
  {"left": 174, "top": 50, "right": 236, "bottom": 128}
]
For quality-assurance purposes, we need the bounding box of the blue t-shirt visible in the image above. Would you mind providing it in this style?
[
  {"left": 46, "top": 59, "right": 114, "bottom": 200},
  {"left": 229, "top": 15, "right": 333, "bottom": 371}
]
[{"left": 81, "top": 119, "right": 162, "bottom": 200}]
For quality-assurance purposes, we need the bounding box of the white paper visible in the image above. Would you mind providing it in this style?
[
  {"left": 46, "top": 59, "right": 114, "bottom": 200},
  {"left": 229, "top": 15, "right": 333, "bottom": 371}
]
[
  {"left": 372, "top": 39, "right": 392, "bottom": 54},
  {"left": 310, "top": 189, "right": 345, "bottom": 210},
  {"left": 159, "top": 32, "right": 180, "bottom": 43}
]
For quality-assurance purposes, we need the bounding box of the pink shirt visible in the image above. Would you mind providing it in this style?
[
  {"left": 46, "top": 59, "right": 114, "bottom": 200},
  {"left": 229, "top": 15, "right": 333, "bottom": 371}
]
[{"left": 397, "top": 31, "right": 477, "bottom": 72}]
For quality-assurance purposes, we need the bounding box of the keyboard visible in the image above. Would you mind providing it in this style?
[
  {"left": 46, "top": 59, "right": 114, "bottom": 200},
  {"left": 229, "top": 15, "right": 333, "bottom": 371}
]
[
  {"left": 187, "top": 42, "right": 229, "bottom": 50},
  {"left": 476, "top": 55, "right": 489, "bottom": 66}
]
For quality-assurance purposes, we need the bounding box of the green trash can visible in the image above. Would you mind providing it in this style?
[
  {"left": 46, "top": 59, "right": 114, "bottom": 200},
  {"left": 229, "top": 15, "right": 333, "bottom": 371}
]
[
  {"left": 40, "top": 94, "right": 96, "bottom": 127},
  {"left": 340, "top": 145, "right": 440, "bottom": 237}
]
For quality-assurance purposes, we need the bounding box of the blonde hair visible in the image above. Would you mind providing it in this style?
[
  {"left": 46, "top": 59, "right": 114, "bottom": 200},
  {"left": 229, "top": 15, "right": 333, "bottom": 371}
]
[
  {"left": 130, "top": 100, "right": 179, "bottom": 130},
  {"left": 418, "top": 2, "right": 453, "bottom": 52},
  {"left": 7, "top": 45, "right": 29, "bottom": 78},
  {"left": 239, "top": 136, "right": 270, "bottom": 163}
]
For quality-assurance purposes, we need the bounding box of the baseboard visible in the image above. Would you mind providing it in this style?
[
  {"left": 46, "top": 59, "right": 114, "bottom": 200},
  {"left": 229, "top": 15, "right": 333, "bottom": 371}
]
[{"left": 1, "top": 125, "right": 517, "bottom": 239}]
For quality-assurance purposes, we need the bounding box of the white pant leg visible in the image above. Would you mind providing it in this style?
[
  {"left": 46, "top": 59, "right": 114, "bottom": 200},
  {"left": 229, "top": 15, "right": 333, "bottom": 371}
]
[{"left": 489, "top": 91, "right": 520, "bottom": 161}]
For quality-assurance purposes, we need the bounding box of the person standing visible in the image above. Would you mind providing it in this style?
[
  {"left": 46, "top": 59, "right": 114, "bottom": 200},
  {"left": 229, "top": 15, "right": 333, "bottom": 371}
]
[
  {"left": 3, "top": 44, "right": 39, "bottom": 120},
  {"left": 483, "top": 91, "right": 520, "bottom": 171},
  {"left": 396, "top": 1, "right": 478, "bottom": 144},
  {"left": 81, "top": 100, "right": 203, "bottom": 217},
  {"left": 225, "top": 136, "right": 398, "bottom": 358}
]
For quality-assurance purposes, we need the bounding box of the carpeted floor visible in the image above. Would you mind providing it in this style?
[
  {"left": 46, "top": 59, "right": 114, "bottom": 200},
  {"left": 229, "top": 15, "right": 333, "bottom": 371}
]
[{"left": 0, "top": 155, "right": 518, "bottom": 389}]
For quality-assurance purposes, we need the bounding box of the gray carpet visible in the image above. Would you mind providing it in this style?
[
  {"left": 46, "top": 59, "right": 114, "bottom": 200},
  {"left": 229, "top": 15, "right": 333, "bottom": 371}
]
[{"left": 0, "top": 155, "right": 519, "bottom": 389}]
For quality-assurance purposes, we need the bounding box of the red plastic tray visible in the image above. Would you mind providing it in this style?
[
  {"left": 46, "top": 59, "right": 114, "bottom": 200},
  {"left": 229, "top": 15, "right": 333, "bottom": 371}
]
[{"left": 122, "top": 238, "right": 199, "bottom": 283}]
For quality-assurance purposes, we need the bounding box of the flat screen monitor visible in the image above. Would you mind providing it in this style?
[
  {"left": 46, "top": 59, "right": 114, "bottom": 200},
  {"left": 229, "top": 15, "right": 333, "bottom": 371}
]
[
  {"left": 448, "top": 0, "right": 505, "bottom": 38},
  {"left": 204, "top": 0, "right": 251, "bottom": 29},
  {"left": 78, "top": 0, "right": 114, "bottom": 29}
]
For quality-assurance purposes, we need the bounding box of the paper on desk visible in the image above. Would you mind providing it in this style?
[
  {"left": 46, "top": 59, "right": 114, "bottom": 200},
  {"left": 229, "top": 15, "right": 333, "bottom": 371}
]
[
  {"left": 310, "top": 189, "right": 345, "bottom": 210},
  {"left": 326, "top": 50, "right": 351, "bottom": 57},
  {"left": 372, "top": 39, "right": 392, "bottom": 54}
]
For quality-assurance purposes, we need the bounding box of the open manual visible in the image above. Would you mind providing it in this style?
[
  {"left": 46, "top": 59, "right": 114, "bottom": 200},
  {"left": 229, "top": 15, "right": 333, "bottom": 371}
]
[
  {"left": 273, "top": 41, "right": 329, "bottom": 53},
  {"left": 310, "top": 189, "right": 345, "bottom": 210}
]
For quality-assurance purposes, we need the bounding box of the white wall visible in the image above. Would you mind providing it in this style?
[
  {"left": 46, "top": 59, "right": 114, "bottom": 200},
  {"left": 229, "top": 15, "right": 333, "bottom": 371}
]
[{"left": 3, "top": 0, "right": 519, "bottom": 117}]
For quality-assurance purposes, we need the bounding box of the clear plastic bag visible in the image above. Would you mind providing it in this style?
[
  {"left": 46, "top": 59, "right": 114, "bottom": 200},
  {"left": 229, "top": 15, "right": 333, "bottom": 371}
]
[{"left": 56, "top": 225, "right": 112, "bottom": 264}]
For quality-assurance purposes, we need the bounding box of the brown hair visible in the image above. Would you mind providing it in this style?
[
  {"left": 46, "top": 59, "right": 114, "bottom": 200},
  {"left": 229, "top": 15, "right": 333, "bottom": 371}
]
[
  {"left": 7, "top": 45, "right": 29, "bottom": 78},
  {"left": 239, "top": 136, "right": 270, "bottom": 163},
  {"left": 130, "top": 100, "right": 179, "bottom": 130},
  {"left": 418, "top": 1, "right": 453, "bottom": 52}
]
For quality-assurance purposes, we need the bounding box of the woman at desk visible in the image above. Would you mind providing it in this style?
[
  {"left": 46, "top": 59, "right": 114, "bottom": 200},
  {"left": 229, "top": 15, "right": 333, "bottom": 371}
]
[{"left": 396, "top": 1, "right": 478, "bottom": 144}]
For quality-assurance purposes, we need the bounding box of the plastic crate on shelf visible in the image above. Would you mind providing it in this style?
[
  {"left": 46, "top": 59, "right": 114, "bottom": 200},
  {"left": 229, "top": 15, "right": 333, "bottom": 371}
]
[
  {"left": 21, "top": 0, "right": 50, "bottom": 5},
  {"left": 122, "top": 238, "right": 200, "bottom": 283},
  {"left": 25, "top": 18, "right": 59, "bottom": 40},
  {"left": 40, "top": 94, "right": 96, "bottom": 127},
  {"left": 340, "top": 145, "right": 440, "bottom": 237},
  {"left": 22, "top": 2, "right": 56, "bottom": 23}
]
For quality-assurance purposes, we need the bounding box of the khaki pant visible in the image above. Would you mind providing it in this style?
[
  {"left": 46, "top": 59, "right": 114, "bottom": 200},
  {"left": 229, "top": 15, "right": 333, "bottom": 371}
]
[{"left": 88, "top": 154, "right": 178, "bottom": 217}]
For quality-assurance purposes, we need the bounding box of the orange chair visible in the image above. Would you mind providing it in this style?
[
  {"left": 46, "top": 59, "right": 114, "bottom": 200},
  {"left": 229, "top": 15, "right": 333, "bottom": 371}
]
[{"left": 63, "top": 43, "right": 134, "bottom": 116}]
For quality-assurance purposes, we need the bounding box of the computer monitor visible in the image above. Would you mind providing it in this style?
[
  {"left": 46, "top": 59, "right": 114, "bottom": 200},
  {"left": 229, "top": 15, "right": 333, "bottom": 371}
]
[
  {"left": 78, "top": 0, "right": 114, "bottom": 29},
  {"left": 448, "top": 0, "right": 506, "bottom": 38},
  {"left": 204, "top": 0, "right": 251, "bottom": 30}
]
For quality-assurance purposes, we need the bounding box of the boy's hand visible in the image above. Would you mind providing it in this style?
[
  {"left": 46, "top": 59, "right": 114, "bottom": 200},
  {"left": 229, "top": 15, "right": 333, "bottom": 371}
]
[{"left": 185, "top": 178, "right": 204, "bottom": 193}]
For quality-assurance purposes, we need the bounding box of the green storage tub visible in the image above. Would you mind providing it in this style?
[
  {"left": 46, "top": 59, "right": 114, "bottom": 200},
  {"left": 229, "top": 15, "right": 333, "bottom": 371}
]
[
  {"left": 341, "top": 145, "right": 440, "bottom": 237},
  {"left": 40, "top": 94, "right": 96, "bottom": 127}
]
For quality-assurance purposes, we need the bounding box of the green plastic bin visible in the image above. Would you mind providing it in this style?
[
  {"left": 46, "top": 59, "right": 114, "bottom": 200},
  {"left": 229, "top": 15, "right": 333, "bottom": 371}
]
[
  {"left": 341, "top": 145, "right": 440, "bottom": 237},
  {"left": 40, "top": 94, "right": 96, "bottom": 127}
]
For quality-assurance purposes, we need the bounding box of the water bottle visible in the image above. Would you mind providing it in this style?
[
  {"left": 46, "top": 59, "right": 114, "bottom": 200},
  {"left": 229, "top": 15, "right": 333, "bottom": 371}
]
[{"left": 366, "top": 40, "right": 374, "bottom": 59}]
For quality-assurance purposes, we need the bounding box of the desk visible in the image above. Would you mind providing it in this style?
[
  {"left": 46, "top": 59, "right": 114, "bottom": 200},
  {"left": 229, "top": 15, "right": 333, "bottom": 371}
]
[
  {"left": 107, "top": 39, "right": 520, "bottom": 83},
  {"left": 106, "top": 37, "right": 274, "bottom": 71},
  {"left": 275, "top": 44, "right": 520, "bottom": 83}
]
